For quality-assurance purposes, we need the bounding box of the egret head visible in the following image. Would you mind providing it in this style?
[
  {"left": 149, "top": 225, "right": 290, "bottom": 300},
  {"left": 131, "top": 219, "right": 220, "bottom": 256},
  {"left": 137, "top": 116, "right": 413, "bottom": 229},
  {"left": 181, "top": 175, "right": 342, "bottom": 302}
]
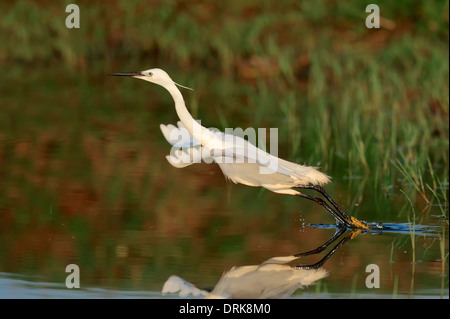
[{"left": 108, "top": 68, "right": 192, "bottom": 90}]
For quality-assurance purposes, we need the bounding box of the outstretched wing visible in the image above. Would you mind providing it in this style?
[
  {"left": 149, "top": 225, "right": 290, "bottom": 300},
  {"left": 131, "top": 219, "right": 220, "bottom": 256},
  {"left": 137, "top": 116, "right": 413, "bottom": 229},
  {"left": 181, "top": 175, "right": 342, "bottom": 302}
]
[
  {"left": 160, "top": 121, "right": 215, "bottom": 167},
  {"left": 160, "top": 121, "right": 200, "bottom": 147},
  {"left": 165, "top": 146, "right": 213, "bottom": 168}
]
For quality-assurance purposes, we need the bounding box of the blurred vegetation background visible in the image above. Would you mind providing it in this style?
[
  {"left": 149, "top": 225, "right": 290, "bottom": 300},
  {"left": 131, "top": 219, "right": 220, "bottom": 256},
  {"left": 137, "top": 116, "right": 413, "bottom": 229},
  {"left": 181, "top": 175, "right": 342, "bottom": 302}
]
[
  {"left": 0, "top": 0, "right": 448, "bottom": 295},
  {"left": 1, "top": 1, "right": 449, "bottom": 70}
]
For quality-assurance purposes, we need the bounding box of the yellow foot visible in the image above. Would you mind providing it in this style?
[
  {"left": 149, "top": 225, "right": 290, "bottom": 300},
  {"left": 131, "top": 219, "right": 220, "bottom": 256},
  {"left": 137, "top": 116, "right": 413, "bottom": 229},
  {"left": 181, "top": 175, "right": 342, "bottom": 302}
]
[{"left": 350, "top": 216, "right": 371, "bottom": 229}]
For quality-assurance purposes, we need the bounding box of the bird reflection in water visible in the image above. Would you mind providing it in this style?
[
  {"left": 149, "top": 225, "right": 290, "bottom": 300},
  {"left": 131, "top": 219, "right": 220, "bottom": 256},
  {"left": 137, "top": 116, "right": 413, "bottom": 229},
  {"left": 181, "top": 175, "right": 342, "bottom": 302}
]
[{"left": 162, "top": 228, "right": 361, "bottom": 299}]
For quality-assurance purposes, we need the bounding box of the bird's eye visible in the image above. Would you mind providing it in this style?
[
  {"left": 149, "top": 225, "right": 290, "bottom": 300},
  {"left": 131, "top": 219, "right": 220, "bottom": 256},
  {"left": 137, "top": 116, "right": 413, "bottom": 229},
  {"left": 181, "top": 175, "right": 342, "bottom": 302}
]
[{"left": 148, "top": 72, "right": 153, "bottom": 77}]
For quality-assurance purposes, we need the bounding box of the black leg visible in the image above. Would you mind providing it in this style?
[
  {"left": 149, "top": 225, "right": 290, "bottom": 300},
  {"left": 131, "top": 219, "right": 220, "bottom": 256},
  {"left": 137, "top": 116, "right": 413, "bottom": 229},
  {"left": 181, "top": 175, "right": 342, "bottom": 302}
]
[
  {"left": 293, "top": 185, "right": 352, "bottom": 221},
  {"left": 294, "top": 184, "right": 372, "bottom": 229},
  {"left": 295, "top": 193, "right": 352, "bottom": 227}
]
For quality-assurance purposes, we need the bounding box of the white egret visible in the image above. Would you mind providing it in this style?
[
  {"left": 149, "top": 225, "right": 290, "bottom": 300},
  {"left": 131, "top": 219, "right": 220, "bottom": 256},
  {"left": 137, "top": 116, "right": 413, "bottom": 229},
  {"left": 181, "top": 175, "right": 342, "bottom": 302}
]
[{"left": 108, "top": 68, "right": 372, "bottom": 229}]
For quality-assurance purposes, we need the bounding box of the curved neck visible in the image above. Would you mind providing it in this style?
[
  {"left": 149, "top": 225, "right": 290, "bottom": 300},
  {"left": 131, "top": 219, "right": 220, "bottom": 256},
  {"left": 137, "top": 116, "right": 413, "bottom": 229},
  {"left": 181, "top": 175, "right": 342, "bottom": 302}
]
[{"left": 165, "top": 82, "right": 214, "bottom": 146}]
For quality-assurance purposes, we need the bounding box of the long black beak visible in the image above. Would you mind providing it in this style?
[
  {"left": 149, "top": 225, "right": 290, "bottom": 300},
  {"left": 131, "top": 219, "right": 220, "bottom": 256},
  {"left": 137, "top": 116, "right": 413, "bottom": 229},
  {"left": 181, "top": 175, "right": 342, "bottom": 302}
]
[{"left": 108, "top": 72, "right": 143, "bottom": 76}]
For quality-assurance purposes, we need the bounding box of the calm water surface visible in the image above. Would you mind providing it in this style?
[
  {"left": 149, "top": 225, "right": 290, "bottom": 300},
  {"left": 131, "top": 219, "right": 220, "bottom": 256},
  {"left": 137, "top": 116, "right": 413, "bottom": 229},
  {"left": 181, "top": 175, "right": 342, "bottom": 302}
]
[{"left": 0, "top": 67, "right": 448, "bottom": 299}]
